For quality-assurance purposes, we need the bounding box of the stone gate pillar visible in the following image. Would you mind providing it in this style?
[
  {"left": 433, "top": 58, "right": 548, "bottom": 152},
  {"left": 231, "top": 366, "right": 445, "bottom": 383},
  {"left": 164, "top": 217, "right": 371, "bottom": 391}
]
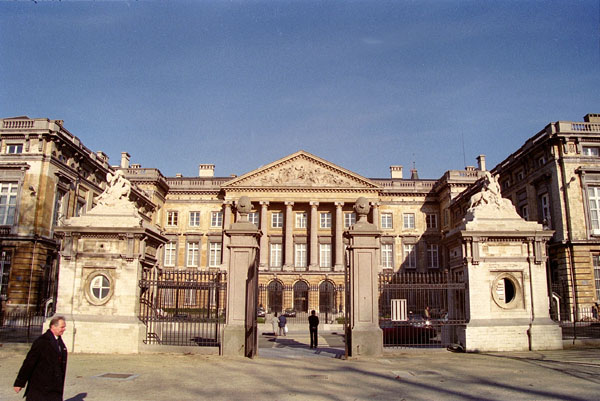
[
  {"left": 222, "top": 196, "right": 261, "bottom": 357},
  {"left": 54, "top": 171, "right": 166, "bottom": 353},
  {"left": 345, "top": 197, "right": 383, "bottom": 357},
  {"left": 447, "top": 172, "right": 562, "bottom": 352}
]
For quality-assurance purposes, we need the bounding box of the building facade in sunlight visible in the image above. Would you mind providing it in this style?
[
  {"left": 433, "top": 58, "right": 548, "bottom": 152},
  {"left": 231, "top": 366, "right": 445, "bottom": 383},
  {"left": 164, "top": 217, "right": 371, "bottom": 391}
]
[{"left": 1, "top": 114, "right": 599, "bottom": 321}]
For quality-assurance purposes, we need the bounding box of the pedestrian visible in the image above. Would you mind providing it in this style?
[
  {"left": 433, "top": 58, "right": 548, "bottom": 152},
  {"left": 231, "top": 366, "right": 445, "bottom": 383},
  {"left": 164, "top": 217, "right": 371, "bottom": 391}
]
[
  {"left": 271, "top": 312, "right": 279, "bottom": 336},
  {"left": 14, "top": 315, "right": 68, "bottom": 401},
  {"left": 593, "top": 302, "right": 599, "bottom": 320},
  {"left": 278, "top": 313, "right": 287, "bottom": 336},
  {"left": 308, "top": 310, "right": 319, "bottom": 349}
]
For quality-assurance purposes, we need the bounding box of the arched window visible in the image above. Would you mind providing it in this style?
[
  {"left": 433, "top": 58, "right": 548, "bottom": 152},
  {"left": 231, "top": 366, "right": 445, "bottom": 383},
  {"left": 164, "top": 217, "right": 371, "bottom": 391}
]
[
  {"left": 293, "top": 281, "right": 309, "bottom": 313},
  {"left": 267, "top": 280, "right": 283, "bottom": 313},
  {"left": 319, "top": 280, "right": 336, "bottom": 314}
]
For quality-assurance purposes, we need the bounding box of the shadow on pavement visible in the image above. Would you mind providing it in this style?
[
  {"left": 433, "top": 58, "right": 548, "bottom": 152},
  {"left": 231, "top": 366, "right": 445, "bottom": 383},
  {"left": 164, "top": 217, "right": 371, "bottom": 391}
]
[{"left": 66, "top": 392, "right": 88, "bottom": 401}]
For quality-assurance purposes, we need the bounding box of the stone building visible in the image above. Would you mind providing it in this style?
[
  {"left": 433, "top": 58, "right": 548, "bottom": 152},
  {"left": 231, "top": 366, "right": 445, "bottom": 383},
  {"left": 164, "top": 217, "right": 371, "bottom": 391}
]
[{"left": 1, "top": 113, "right": 599, "bottom": 320}]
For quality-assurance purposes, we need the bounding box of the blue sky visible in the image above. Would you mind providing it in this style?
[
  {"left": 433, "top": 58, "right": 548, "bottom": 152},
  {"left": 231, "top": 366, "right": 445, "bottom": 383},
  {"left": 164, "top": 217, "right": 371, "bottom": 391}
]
[{"left": 1, "top": 1, "right": 598, "bottom": 179}]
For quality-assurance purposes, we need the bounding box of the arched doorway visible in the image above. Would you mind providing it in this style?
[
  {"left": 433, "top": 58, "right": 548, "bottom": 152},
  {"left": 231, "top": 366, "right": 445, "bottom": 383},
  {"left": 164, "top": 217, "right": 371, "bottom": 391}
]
[
  {"left": 293, "top": 280, "right": 309, "bottom": 313},
  {"left": 319, "top": 280, "right": 336, "bottom": 314},
  {"left": 267, "top": 280, "right": 283, "bottom": 313}
]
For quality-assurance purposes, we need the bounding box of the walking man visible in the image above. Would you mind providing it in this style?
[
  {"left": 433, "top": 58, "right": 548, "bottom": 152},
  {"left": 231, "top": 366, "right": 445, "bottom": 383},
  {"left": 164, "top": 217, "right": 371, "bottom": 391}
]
[
  {"left": 308, "top": 310, "right": 319, "bottom": 349},
  {"left": 14, "top": 315, "right": 68, "bottom": 401}
]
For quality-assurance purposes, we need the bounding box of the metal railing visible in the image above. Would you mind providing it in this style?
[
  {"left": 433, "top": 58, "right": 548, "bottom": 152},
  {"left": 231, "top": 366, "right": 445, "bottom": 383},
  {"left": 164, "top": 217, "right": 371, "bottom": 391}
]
[
  {"left": 378, "top": 270, "right": 466, "bottom": 348},
  {"left": 557, "top": 306, "right": 600, "bottom": 341},
  {"left": 138, "top": 269, "right": 227, "bottom": 346},
  {"left": 0, "top": 310, "right": 45, "bottom": 343}
]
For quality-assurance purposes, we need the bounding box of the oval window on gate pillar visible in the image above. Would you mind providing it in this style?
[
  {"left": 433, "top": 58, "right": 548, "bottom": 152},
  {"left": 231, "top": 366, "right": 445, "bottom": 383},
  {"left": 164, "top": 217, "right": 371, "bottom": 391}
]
[
  {"left": 84, "top": 271, "right": 114, "bottom": 306},
  {"left": 491, "top": 273, "right": 522, "bottom": 309}
]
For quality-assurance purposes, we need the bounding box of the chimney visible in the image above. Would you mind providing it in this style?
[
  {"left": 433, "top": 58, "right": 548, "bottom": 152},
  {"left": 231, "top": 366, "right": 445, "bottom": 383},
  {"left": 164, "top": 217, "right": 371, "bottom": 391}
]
[
  {"left": 584, "top": 113, "right": 600, "bottom": 123},
  {"left": 199, "top": 164, "right": 215, "bottom": 177},
  {"left": 120, "top": 152, "right": 131, "bottom": 169},
  {"left": 390, "top": 165, "right": 403, "bottom": 179},
  {"left": 175, "top": 173, "right": 182, "bottom": 178},
  {"left": 477, "top": 155, "right": 486, "bottom": 171},
  {"left": 410, "top": 168, "right": 419, "bottom": 180}
]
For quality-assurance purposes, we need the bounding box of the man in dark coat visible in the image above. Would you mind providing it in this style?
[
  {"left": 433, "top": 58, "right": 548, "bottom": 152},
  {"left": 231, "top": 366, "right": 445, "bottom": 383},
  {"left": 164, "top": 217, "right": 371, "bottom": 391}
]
[
  {"left": 308, "top": 310, "right": 319, "bottom": 349},
  {"left": 14, "top": 315, "right": 68, "bottom": 401}
]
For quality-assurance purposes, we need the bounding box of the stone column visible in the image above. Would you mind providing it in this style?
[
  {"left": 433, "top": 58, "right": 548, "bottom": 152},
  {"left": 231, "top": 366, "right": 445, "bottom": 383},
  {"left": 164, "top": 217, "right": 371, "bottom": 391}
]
[
  {"left": 346, "top": 197, "right": 383, "bottom": 357},
  {"left": 309, "top": 201, "right": 319, "bottom": 271},
  {"left": 334, "top": 202, "right": 344, "bottom": 271},
  {"left": 283, "top": 201, "right": 294, "bottom": 271},
  {"left": 259, "top": 201, "right": 269, "bottom": 271},
  {"left": 371, "top": 201, "right": 380, "bottom": 229},
  {"left": 222, "top": 196, "right": 261, "bottom": 357},
  {"left": 222, "top": 201, "right": 233, "bottom": 269}
]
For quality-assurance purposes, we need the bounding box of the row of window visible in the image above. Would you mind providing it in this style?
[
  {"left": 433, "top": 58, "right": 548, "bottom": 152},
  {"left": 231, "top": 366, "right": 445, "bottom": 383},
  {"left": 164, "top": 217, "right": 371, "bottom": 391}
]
[
  {"left": 163, "top": 240, "right": 439, "bottom": 270},
  {"left": 165, "top": 209, "right": 439, "bottom": 231}
]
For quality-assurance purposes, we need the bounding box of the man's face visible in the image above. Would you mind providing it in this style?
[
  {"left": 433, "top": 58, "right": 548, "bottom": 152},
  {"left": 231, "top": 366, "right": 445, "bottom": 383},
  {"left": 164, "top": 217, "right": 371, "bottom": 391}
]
[{"left": 50, "top": 320, "right": 66, "bottom": 337}]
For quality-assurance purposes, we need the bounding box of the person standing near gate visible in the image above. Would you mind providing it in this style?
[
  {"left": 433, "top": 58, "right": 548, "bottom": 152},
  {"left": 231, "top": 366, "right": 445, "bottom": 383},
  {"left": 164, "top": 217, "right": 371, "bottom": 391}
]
[
  {"left": 278, "top": 313, "right": 287, "bottom": 336},
  {"left": 271, "top": 312, "right": 279, "bottom": 336},
  {"left": 14, "top": 315, "right": 68, "bottom": 401},
  {"left": 308, "top": 310, "right": 319, "bottom": 349}
]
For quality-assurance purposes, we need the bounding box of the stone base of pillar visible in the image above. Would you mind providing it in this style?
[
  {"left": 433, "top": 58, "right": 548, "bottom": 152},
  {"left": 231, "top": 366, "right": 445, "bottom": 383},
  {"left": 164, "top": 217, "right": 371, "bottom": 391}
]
[
  {"left": 333, "top": 263, "right": 344, "bottom": 272},
  {"left": 259, "top": 263, "right": 267, "bottom": 271},
  {"left": 463, "top": 318, "right": 563, "bottom": 352},
  {"left": 350, "top": 326, "right": 383, "bottom": 357},
  {"left": 282, "top": 264, "right": 293, "bottom": 272},
  {"left": 308, "top": 264, "right": 319, "bottom": 271},
  {"left": 222, "top": 324, "right": 246, "bottom": 357},
  {"left": 52, "top": 313, "right": 143, "bottom": 354}
]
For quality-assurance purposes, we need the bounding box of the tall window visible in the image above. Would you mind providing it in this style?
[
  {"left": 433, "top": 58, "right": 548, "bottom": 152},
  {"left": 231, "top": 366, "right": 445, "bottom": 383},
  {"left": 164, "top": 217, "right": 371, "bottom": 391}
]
[
  {"left": 75, "top": 200, "right": 86, "bottom": 217},
  {"left": 5, "top": 144, "right": 23, "bottom": 154},
  {"left": 427, "top": 244, "right": 439, "bottom": 268},
  {"left": 270, "top": 243, "right": 282, "bottom": 267},
  {"left": 344, "top": 212, "right": 356, "bottom": 228},
  {"left": 403, "top": 244, "right": 416, "bottom": 269},
  {"left": 0, "top": 182, "right": 18, "bottom": 225},
  {"left": 594, "top": 255, "right": 600, "bottom": 301},
  {"left": 320, "top": 212, "right": 331, "bottom": 228},
  {"left": 520, "top": 205, "right": 529, "bottom": 221},
  {"left": 403, "top": 213, "right": 415, "bottom": 229},
  {"left": 0, "top": 251, "right": 11, "bottom": 300},
  {"left": 381, "top": 244, "right": 393, "bottom": 269},
  {"left": 209, "top": 242, "right": 222, "bottom": 267},
  {"left": 164, "top": 242, "right": 176, "bottom": 267},
  {"left": 211, "top": 211, "right": 223, "bottom": 228},
  {"left": 52, "top": 189, "right": 67, "bottom": 227},
  {"left": 295, "top": 243, "right": 307, "bottom": 268},
  {"left": 272, "top": 212, "right": 283, "bottom": 228},
  {"left": 426, "top": 214, "right": 437, "bottom": 229},
  {"left": 539, "top": 193, "right": 551, "bottom": 228},
  {"left": 319, "top": 244, "right": 331, "bottom": 268},
  {"left": 381, "top": 213, "right": 393, "bottom": 229},
  {"left": 167, "top": 211, "right": 178, "bottom": 226},
  {"left": 189, "top": 211, "right": 201, "bottom": 227},
  {"left": 588, "top": 187, "right": 600, "bottom": 231},
  {"left": 248, "top": 212, "right": 259, "bottom": 226},
  {"left": 296, "top": 212, "right": 307, "bottom": 228},
  {"left": 186, "top": 242, "right": 199, "bottom": 267}
]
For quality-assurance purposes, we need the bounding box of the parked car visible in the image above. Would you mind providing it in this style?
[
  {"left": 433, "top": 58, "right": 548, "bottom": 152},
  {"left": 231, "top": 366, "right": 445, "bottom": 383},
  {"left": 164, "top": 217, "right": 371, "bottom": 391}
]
[
  {"left": 380, "top": 320, "right": 437, "bottom": 345},
  {"left": 257, "top": 306, "right": 265, "bottom": 317},
  {"left": 283, "top": 308, "right": 296, "bottom": 317}
]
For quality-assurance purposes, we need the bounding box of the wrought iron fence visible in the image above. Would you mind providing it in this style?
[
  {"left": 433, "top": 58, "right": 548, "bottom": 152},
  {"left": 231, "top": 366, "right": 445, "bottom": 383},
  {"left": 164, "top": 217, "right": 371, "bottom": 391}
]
[
  {"left": 258, "top": 282, "right": 346, "bottom": 325},
  {"left": 378, "top": 270, "right": 466, "bottom": 348},
  {"left": 0, "top": 310, "right": 45, "bottom": 343},
  {"left": 557, "top": 305, "right": 600, "bottom": 340},
  {"left": 138, "top": 269, "right": 227, "bottom": 346}
]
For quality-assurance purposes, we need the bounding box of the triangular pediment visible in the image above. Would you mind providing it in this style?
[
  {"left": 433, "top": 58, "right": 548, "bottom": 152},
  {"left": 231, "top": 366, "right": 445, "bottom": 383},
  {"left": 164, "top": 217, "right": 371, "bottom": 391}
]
[{"left": 223, "top": 151, "right": 379, "bottom": 189}]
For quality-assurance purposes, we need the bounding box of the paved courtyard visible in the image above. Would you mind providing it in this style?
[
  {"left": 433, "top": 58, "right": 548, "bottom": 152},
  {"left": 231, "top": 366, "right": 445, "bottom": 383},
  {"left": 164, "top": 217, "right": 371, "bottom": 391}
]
[{"left": 1, "top": 331, "right": 599, "bottom": 401}]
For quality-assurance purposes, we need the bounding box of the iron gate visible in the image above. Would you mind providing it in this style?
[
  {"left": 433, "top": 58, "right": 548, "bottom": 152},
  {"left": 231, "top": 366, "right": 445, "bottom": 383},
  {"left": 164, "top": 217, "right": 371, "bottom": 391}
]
[
  {"left": 138, "top": 268, "right": 227, "bottom": 346},
  {"left": 379, "top": 270, "right": 466, "bottom": 348}
]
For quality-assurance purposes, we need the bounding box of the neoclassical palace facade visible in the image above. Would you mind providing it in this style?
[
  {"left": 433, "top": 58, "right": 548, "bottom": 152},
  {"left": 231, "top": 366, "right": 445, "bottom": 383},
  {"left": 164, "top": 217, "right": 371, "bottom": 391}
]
[{"left": 1, "top": 114, "right": 599, "bottom": 319}]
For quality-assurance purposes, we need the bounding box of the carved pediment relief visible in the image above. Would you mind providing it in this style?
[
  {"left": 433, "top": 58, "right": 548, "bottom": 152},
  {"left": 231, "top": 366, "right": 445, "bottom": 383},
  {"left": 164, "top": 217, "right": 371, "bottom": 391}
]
[{"left": 223, "top": 151, "right": 378, "bottom": 189}]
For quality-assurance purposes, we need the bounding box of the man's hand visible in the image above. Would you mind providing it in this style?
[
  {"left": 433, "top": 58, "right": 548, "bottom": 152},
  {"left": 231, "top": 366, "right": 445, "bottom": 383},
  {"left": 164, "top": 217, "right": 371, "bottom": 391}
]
[{"left": 14, "top": 386, "right": 22, "bottom": 393}]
